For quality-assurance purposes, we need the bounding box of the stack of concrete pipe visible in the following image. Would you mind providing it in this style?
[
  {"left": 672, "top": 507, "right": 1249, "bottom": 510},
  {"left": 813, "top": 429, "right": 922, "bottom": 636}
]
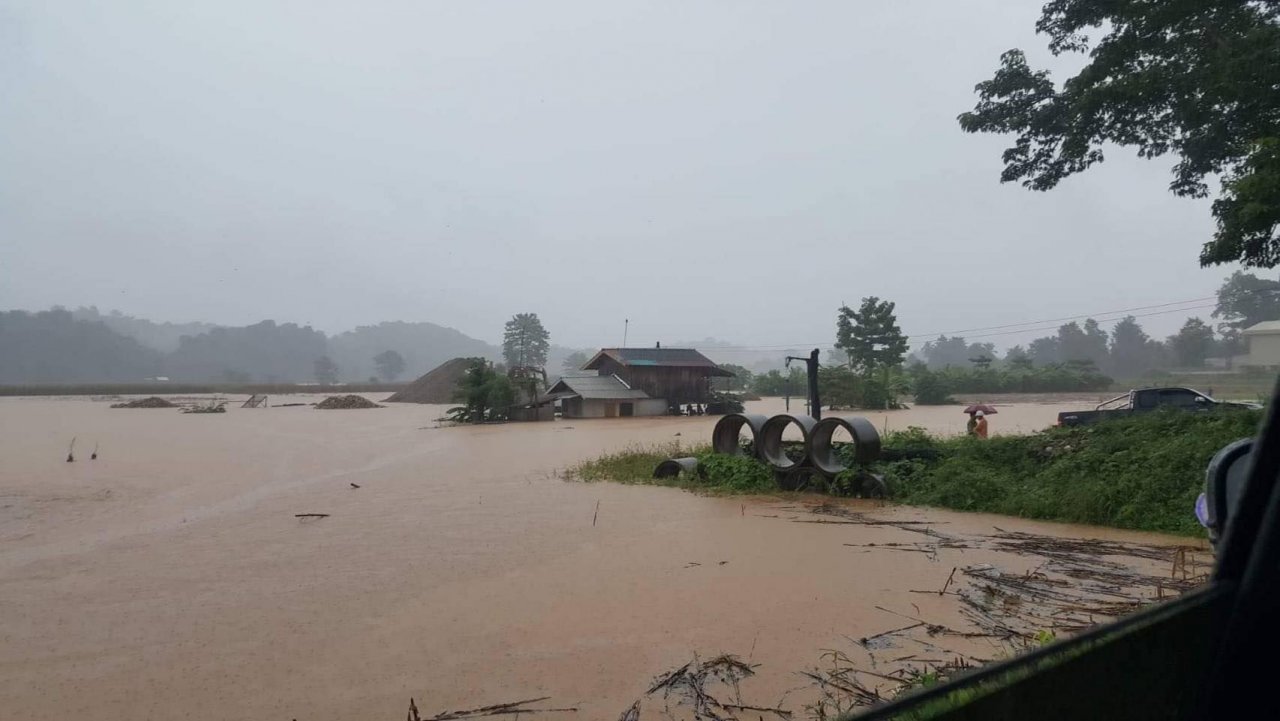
[{"left": 653, "top": 412, "right": 886, "bottom": 496}]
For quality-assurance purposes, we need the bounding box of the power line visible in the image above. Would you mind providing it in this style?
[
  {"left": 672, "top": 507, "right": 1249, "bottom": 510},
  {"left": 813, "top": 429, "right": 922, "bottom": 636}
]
[
  {"left": 906, "top": 296, "right": 1218, "bottom": 339},
  {"left": 682, "top": 299, "right": 1227, "bottom": 353},
  {"left": 610, "top": 286, "right": 1277, "bottom": 354}
]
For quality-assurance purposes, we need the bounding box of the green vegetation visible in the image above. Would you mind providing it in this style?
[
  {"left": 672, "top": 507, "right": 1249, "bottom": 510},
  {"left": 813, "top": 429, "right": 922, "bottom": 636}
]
[
  {"left": 313, "top": 355, "right": 339, "bottom": 384},
  {"left": 875, "top": 409, "right": 1261, "bottom": 536},
  {"left": 448, "top": 358, "right": 515, "bottom": 423},
  {"left": 908, "top": 360, "right": 1112, "bottom": 400},
  {"left": 751, "top": 367, "right": 808, "bottom": 396},
  {"left": 960, "top": 0, "right": 1280, "bottom": 268},
  {"left": 373, "top": 349, "right": 406, "bottom": 381},
  {"left": 567, "top": 442, "right": 776, "bottom": 493},
  {"left": 502, "top": 312, "right": 550, "bottom": 369},
  {"left": 569, "top": 409, "right": 1261, "bottom": 536},
  {"left": 835, "top": 297, "right": 910, "bottom": 409}
]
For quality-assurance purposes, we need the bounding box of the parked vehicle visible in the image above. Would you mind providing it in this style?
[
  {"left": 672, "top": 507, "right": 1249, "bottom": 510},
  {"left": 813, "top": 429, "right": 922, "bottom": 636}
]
[{"left": 1056, "top": 387, "right": 1261, "bottom": 427}]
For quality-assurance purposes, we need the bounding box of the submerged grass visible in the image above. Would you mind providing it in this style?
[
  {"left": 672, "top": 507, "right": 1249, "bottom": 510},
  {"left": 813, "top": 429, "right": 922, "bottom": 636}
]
[
  {"left": 566, "top": 408, "right": 1263, "bottom": 535},
  {"left": 566, "top": 441, "right": 775, "bottom": 493}
]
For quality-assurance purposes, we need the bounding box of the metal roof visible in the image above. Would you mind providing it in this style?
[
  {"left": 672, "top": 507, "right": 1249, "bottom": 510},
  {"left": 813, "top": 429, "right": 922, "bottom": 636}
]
[
  {"left": 583, "top": 348, "right": 733, "bottom": 376},
  {"left": 543, "top": 374, "right": 652, "bottom": 400},
  {"left": 1242, "top": 321, "right": 1280, "bottom": 335}
]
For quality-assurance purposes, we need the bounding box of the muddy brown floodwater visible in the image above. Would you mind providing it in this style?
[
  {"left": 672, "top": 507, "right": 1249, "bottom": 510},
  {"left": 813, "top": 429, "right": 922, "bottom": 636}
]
[{"left": 0, "top": 396, "right": 1207, "bottom": 720}]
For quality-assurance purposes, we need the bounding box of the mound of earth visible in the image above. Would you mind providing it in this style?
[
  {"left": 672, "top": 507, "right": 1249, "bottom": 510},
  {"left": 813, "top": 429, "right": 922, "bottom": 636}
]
[
  {"left": 384, "top": 357, "right": 474, "bottom": 404},
  {"left": 111, "top": 396, "right": 177, "bottom": 409},
  {"left": 315, "top": 394, "right": 383, "bottom": 409}
]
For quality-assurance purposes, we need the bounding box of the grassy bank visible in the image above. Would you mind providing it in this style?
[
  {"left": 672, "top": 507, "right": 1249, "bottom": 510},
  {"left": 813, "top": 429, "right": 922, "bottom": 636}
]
[
  {"left": 568, "top": 409, "right": 1263, "bottom": 536},
  {"left": 878, "top": 409, "right": 1260, "bottom": 535}
]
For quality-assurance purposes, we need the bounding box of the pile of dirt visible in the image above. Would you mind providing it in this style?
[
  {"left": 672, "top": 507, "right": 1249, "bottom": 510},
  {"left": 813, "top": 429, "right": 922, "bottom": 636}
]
[
  {"left": 110, "top": 396, "right": 177, "bottom": 409},
  {"left": 384, "top": 357, "right": 474, "bottom": 404},
  {"left": 315, "top": 395, "right": 383, "bottom": 409}
]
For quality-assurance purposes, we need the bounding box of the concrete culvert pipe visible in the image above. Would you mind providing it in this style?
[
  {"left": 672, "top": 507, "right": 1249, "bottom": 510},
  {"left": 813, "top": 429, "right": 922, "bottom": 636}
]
[
  {"left": 809, "top": 416, "right": 882, "bottom": 476},
  {"left": 777, "top": 465, "right": 825, "bottom": 492},
  {"left": 759, "top": 413, "right": 818, "bottom": 471},
  {"left": 711, "top": 413, "right": 769, "bottom": 458},
  {"left": 653, "top": 457, "right": 701, "bottom": 480}
]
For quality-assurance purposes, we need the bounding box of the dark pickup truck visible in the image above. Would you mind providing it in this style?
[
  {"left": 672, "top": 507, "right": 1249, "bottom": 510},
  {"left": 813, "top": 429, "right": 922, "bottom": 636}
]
[{"left": 1056, "top": 386, "right": 1261, "bottom": 427}]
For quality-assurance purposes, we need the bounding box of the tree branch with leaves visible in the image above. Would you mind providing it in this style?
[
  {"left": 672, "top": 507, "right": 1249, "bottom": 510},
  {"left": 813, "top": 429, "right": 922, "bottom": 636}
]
[{"left": 959, "top": 1, "right": 1280, "bottom": 267}]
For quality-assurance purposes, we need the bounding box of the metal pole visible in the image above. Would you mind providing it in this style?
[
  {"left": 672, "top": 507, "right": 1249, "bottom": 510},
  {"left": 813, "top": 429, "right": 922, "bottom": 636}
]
[{"left": 808, "top": 348, "right": 822, "bottom": 420}]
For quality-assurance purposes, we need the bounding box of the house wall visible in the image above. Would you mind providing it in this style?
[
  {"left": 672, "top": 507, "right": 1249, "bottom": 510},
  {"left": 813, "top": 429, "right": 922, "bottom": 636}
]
[
  {"left": 635, "top": 398, "right": 669, "bottom": 416},
  {"left": 563, "top": 398, "right": 606, "bottom": 418},
  {"left": 561, "top": 397, "right": 667, "bottom": 418},
  {"left": 1246, "top": 333, "right": 1280, "bottom": 367},
  {"left": 593, "top": 357, "right": 713, "bottom": 404}
]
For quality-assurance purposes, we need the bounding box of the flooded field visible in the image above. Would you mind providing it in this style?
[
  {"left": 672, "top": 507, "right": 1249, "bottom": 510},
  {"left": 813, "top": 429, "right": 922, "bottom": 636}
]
[{"left": 0, "top": 395, "right": 1206, "bottom": 719}]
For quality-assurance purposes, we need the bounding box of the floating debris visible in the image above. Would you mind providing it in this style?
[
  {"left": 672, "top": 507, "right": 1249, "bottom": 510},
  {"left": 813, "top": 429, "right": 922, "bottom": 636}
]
[
  {"left": 111, "top": 396, "right": 177, "bottom": 409},
  {"left": 407, "top": 696, "right": 578, "bottom": 719}
]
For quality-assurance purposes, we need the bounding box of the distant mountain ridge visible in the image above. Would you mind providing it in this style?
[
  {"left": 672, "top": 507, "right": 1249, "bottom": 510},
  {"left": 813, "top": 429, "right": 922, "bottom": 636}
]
[{"left": 0, "top": 307, "right": 623, "bottom": 384}]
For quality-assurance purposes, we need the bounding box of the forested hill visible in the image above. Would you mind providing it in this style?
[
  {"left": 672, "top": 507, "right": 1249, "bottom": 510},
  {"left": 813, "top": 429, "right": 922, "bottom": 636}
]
[
  {"left": 0, "top": 309, "right": 164, "bottom": 383},
  {"left": 0, "top": 309, "right": 503, "bottom": 384},
  {"left": 328, "top": 321, "right": 499, "bottom": 381}
]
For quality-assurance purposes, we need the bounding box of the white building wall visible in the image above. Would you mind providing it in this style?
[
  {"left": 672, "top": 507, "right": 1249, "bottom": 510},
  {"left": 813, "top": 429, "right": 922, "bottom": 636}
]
[
  {"left": 635, "top": 398, "right": 669, "bottom": 416},
  {"left": 1246, "top": 333, "right": 1280, "bottom": 367}
]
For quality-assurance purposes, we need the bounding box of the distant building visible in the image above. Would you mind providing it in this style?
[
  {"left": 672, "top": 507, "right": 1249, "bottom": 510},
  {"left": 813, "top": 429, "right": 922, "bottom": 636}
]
[
  {"left": 543, "top": 347, "right": 732, "bottom": 418},
  {"left": 1241, "top": 321, "right": 1280, "bottom": 368}
]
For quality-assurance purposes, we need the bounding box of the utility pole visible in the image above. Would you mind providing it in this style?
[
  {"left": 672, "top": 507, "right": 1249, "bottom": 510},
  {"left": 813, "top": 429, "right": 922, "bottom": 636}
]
[
  {"left": 622, "top": 318, "right": 629, "bottom": 348},
  {"left": 785, "top": 348, "right": 822, "bottom": 420}
]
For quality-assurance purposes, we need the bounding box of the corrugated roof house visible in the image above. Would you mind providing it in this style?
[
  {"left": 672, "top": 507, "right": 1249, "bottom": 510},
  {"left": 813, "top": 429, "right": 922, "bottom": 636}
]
[{"left": 545, "top": 347, "right": 731, "bottom": 417}]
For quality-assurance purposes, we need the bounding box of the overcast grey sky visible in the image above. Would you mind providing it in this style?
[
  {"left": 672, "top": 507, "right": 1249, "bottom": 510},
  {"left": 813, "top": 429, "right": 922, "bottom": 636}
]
[{"left": 0, "top": 0, "right": 1239, "bottom": 352}]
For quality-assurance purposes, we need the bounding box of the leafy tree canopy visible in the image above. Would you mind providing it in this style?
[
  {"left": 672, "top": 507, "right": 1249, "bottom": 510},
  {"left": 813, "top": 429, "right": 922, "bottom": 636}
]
[
  {"left": 835, "top": 297, "right": 909, "bottom": 374},
  {"left": 959, "top": 1, "right": 1280, "bottom": 266},
  {"left": 561, "top": 350, "right": 589, "bottom": 372},
  {"left": 1214, "top": 270, "right": 1280, "bottom": 329},
  {"left": 373, "top": 350, "right": 406, "bottom": 381},
  {"left": 1168, "top": 317, "right": 1217, "bottom": 367},
  {"left": 314, "top": 356, "right": 339, "bottom": 384},
  {"left": 502, "top": 313, "right": 550, "bottom": 369}
]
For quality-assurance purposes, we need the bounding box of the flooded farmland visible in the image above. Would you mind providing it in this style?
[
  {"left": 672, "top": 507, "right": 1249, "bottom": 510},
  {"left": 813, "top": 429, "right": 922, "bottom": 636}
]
[{"left": 0, "top": 395, "right": 1206, "bottom": 720}]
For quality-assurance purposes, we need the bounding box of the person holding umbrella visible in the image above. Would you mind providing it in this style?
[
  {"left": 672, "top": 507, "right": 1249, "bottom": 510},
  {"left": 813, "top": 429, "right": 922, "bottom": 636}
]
[
  {"left": 974, "top": 410, "right": 989, "bottom": 438},
  {"left": 964, "top": 404, "right": 996, "bottom": 438}
]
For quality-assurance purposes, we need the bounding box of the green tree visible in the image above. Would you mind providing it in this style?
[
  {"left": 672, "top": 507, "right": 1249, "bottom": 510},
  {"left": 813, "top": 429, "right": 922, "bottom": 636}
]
[
  {"left": 959, "top": 2, "right": 1280, "bottom": 267},
  {"left": 920, "top": 335, "right": 972, "bottom": 368},
  {"left": 373, "top": 349, "right": 406, "bottom": 381},
  {"left": 1109, "top": 316, "right": 1159, "bottom": 378},
  {"left": 909, "top": 363, "right": 955, "bottom": 405},
  {"left": 561, "top": 350, "right": 589, "bottom": 372},
  {"left": 452, "top": 358, "right": 515, "bottom": 423},
  {"left": 1168, "top": 318, "right": 1216, "bottom": 368},
  {"left": 712, "top": 363, "right": 753, "bottom": 392},
  {"left": 502, "top": 313, "right": 550, "bottom": 369},
  {"left": 1056, "top": 320, "right": 1109, "bottom": 368},
  {"left": 1214, "top": 271, "right": 1280, "bottom": 330},
  {"left": 751, "top": 367, "right": 807, "bottom": 396},
  {"left": 313, "top": 356, "right": 338, "bottom": 384},
  {"left": 1004, "top": 345, "right": 1033, "bottom": 370},
  {"left": 835, "top": 297, "right": 909, "bottom": 373},
  {"left": 1028, "top": 336, "right": 1060, "bottom": 365}
]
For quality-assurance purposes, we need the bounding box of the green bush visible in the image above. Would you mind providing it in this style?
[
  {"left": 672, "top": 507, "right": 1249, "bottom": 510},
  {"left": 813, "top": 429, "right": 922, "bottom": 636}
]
[
  {"left": 696, "top": 452, "right": 777, "bottom": 492},
  {"left": 879, "top": 408, "right": 1261, "bottom": 535},
  {"left": 911, "top": 367, "right": 956, "bottom": 405}
]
